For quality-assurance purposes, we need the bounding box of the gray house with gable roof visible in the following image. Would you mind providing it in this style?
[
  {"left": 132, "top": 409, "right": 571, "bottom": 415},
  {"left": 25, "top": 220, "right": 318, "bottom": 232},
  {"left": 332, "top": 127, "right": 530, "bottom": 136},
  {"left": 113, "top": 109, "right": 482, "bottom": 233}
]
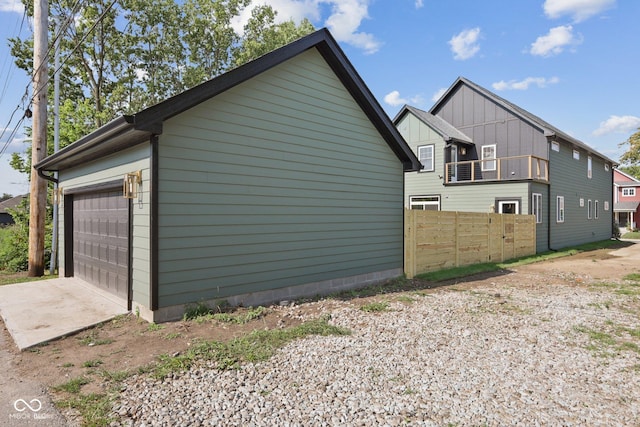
[{"left": 395, "top": 77, "right": 615, "bottom": 253}]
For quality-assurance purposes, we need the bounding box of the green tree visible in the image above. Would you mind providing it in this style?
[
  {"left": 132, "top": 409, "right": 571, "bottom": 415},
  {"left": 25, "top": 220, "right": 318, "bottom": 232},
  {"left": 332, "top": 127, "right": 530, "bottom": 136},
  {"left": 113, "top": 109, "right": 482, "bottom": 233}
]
[
  {"left": 619, "top": 128, "right": 640, "bottom": 166},
  {"left": 618, "top": 165, "right": 640, "bottom": 180},
  {"left": 0, "top": 194, "right": 13, "bottom": 202}
]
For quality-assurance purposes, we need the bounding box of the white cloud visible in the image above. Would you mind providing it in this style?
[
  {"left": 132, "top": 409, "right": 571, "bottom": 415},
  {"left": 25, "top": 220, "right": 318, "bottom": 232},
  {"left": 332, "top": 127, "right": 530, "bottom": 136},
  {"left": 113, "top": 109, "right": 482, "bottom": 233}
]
[
  {"left": 492, "top": 76, "right": 560, "bottom": 91},
  {"left": 593, "top": 115, "right": 640, "bottom": 136},
  {"left": 0, "top": 0, "right": 24, "bottom": 13},
  {"left": 383, "top": 90, "right": 423, "bottom": 107},
  {"left": 448, "top": 27, "right": 481, "bottom": 60},
  {"left": 432, "top": 87, "right": 447, "bottom": 102},
  {"left": 415, "top": 0, "right": 424, "bottom": 9},
  {"left": 530, "top": 25, "right": 582, "bottom": 57},
  {"left": 232, "top": 0, "right": 381, "bottom": 54},
  {"left": 543, "top": 0, "right": 615, "bottom": 22}
]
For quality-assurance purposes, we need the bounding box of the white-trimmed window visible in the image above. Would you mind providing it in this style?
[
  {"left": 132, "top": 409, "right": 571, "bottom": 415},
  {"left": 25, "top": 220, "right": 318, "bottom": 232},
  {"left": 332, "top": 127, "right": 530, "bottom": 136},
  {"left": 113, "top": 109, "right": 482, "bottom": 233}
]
[
  {"left": 573, "top": 150, "right": 580, "bottom": 160},
  {"left": 623, "top": 188, "right": 636, "bottom": 197},
  {"left": 587, "top": 199, "right": 592, "bottom": 219},
  {"left": 410, "top": 195, "right": 440, "bottom": 211},
  {"left": 532, "top": 193, "right": 542, "bottom": 224},
  {"left": 551, "top": 141, "right": 560, "bottom": 152},
  {"left": 595, "top": 200, "right": 599, "bottom": 219},
  {"left": 418, "top": 145, "right": 435, "bottom": 172},
  {"left": 587, "top": 156, "right": 592, "bottom": 179},
  {"left": 482, "top": 144, "right": 496, "bottom": 171},
  {"left": 604, "top": 201, "right": 610, "bottom": 211},
  {"left": 605, "top": 163, "right": 610, "bottom": 171},
  {"left": 557, "top": 196, "right": 565, "bottom": 223}
]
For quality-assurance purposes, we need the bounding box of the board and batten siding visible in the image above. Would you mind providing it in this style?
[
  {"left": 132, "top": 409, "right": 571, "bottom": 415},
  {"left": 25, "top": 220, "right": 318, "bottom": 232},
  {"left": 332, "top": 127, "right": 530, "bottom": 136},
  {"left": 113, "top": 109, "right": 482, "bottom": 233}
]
[
  {"left": 549, "top": 141, "right": 613, "bottom": 249},
  {"left": 156, "top": 48, "right": 404, "bottom": 307},
  {"left": 57, "top": 144, "right": 151, "bottom": 306},
  {"left": 435, "top": 85, "right": 548, "bottom": 160}
]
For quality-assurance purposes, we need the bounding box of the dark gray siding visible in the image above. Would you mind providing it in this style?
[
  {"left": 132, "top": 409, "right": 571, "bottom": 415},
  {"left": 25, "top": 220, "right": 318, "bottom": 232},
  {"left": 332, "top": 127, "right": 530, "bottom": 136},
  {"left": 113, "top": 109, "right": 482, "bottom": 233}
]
[
  {"left": 434, "top": 85, "right": 548, "bottom": 161},
  {"left": 548, "top": 141, "right": 613, "bottom": 249}
]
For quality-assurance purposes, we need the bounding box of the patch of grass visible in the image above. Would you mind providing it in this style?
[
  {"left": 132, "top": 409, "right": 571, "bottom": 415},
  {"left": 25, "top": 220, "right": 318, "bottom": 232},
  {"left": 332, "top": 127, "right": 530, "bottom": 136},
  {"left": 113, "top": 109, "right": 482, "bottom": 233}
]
[
  {"left": 183, "top": 300, "right": 230, "bottom": 320},
  {"left": 62, "top": 362, "right": 74, "bottom": 368},
  {"left": 417, "top": 240, "right": 622, "bottom": 282},
  {"left": 212, "top": 306, "right": 267, "bottom": 324},
  {"left": 329, "top": 275, "right": 410, "bottom": 300},
  {"left": 153, "top": 315, "right": 350, "bottom": 379},
  {"left": 78, "top": 330, "right": 114, "bottom": 347},
  {"left": 147, "top": 322, "right": 164, "bottom": 332},
  {"left": 618, "top": 342, "right": 640, "bottom": 353},
  {"left": 53, "top": 376, "right": 90, "bottom": 394},
  {"left": 82, "top": 359, "right": 103, "bottom": 368},
  {"left": 164, "top": 332, "right": 182, "bottom": 340},
  {"left": 395, "top": 295, "right": 415, "bottom": 304},
  {"left": 360, "top": 301, "right": 389, "bottom": 312},
  {"left": 98, "top": 369, "right": 130, "bottom": 383},
  {"left": 56, "top": 393, "right": 114, "bottom": 427},
  {"left": 623, "top": 273, "right": 640, "bottom": 282},
  {"left": 622, "top": 231, "right": 640, "bottom": 239},
  {"left": 418, "top": 263, "right": 502, "bottom": 282},
  {"left": 0, "top": 271, "right": 57, "bottom": 286}
]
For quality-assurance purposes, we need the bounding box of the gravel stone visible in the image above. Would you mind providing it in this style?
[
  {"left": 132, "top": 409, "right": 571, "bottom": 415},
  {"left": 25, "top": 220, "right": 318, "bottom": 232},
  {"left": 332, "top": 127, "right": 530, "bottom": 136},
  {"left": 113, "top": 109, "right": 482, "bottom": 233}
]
[{"left": 113, "top": 274, "right": 640, "bottom": 426}]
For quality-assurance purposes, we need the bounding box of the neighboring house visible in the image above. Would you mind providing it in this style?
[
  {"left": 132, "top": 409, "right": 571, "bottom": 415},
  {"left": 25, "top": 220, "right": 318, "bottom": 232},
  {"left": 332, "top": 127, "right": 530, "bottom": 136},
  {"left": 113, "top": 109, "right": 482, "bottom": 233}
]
[
  {"left": 0, "top": 194, "right": 27, "bottom": 226},
  {"left": 613, "top": 168, "right": 640, "bottom": 230},
  {"left": 35, "top": 29, "right": 421, "bottom": 322},
  {"left": 395, "top": 77, "right": 615, "bottom": 253}
]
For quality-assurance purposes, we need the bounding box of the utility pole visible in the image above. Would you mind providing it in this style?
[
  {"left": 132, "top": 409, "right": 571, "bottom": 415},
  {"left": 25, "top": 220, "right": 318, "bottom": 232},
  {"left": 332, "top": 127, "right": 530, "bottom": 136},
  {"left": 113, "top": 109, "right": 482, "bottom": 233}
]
[
  {"left": 50, "top": 18, "right": 60, "bottom": 275},
  {"left": 28, "top": 0, "right": 48, "bottom": 277}
]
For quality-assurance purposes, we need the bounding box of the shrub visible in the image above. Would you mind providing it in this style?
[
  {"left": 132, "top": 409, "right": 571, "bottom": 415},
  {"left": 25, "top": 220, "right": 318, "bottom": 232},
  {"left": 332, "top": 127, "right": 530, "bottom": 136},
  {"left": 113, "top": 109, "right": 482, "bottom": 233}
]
[{"left": 0, "top": 197, "right": 52, "bottom": 272}]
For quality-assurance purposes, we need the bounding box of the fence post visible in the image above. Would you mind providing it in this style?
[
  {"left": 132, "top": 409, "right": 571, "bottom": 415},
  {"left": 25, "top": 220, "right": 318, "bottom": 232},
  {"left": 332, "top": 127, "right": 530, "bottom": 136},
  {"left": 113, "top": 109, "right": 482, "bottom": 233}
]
[
  {"left": 455, "top": 211, "right": 460, "bottom": 267},
  {"left": 404, "top": 209, "right": 416, "bottom": 279}
]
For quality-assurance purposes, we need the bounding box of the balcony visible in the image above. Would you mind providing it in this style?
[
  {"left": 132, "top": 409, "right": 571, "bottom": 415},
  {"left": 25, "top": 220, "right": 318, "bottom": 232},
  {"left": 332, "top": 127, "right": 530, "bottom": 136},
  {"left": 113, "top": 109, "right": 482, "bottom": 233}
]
[{"left": 445, "top": 155, "right": 548, "bottom": 184}]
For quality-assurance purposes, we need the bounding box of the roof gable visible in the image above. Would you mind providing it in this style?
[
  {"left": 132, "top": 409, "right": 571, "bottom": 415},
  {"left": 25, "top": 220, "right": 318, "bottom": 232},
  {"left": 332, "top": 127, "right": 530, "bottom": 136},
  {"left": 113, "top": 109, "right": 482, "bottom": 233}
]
[
  {"left": 431, "top": 76, "right": 616, "bottom": 164},
  {"left": 614, "top": 168, "right": 640, "bottom": 183},
  {"left": 37, "top": 28, "right": 420, "bottom": 173},
  {"left": 394, "top": 105, "right": 473, "bottom": 144}
]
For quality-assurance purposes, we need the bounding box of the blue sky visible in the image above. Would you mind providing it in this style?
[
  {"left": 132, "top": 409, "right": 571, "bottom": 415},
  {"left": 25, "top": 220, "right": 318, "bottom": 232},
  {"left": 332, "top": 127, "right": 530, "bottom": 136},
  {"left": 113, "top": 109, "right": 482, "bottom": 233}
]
[{"left": 0, "top": 0, "right": 639, "bottom": 196}]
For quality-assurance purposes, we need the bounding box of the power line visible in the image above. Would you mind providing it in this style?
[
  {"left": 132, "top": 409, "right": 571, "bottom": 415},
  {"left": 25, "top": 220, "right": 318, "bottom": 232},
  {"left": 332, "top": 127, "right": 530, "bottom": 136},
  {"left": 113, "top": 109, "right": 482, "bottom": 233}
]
[{"left": 29, "top": 0, "right": 117, "bottom": 105}]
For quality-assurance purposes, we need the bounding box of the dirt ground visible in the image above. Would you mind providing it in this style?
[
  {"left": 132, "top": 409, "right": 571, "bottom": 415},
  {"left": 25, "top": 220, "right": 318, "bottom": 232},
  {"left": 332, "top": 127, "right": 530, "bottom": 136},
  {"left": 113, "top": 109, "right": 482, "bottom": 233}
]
[{"left": 1, "top": 240, "right": 639, "bottom": 423}]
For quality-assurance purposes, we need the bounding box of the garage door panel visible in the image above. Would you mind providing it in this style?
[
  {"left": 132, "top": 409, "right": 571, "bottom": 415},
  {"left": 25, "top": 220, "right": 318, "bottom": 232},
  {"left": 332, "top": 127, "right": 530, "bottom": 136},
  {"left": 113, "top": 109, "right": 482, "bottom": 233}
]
[{"left": 73, "top": 191, "right": 129, "bottom": 300}]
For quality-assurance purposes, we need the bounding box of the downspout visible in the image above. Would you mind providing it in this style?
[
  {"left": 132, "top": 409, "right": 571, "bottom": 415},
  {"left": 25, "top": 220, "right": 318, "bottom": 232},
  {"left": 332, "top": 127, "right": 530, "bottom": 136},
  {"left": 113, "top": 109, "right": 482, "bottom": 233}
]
[{"left": 37, "top": 168, "right": 59, "bottom": 184}]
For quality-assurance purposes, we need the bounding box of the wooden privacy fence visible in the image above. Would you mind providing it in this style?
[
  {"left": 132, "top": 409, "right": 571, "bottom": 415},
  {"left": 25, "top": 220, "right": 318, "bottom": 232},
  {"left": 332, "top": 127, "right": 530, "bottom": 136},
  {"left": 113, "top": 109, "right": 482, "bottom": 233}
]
[{"left": 404, "top": 210, "right": 536, "bottom": 279}]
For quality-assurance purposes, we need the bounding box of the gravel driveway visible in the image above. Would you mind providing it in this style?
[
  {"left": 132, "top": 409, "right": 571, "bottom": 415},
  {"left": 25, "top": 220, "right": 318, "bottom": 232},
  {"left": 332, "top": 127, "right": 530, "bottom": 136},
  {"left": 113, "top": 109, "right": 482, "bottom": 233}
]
[{"left": 114, "top": 265, "right": 640, "bottom": 426}]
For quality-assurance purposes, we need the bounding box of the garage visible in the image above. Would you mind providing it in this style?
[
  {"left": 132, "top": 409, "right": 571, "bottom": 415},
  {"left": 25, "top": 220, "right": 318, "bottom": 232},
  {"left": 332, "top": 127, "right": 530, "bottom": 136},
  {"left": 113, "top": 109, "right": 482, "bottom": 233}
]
[{"left": 71, "top": 190, "right": 130, "bottom": 301}]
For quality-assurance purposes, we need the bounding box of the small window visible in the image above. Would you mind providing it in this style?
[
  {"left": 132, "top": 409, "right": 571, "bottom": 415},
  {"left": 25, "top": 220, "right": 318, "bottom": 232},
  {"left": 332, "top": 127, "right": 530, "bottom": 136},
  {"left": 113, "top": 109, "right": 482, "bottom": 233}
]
[
  {"left": 410, "top": 195, "right": 440, "bottom": 211},
  {"left": 605, "top": 163, "right": 610, "bottom": 171},
  {"left": 623, "top": 188, "right": 636, "bottom": 197},
  {"left": 532, "top": 193, "right": 542, "bottom": 224},
  {"left": 587, "top": 156, "right": 592, "bottom": 179},
  {"left": 595, "top": 200, "right": 599, "bottom": 219},
  {"left": 604, "top": 201, "right": 610, "bottom": 211},
  {"left": 551, "top": 141, "right": 560, "bottom": 152},
  {"left": 482, "top": 144, "right": 496, "bottom": 171},
  {"left": 587, "top": 199, "right": 592, "bottom": 219},
  {"left": 579, "top": 198, "right": 584, "bottom": 207},
  {"left": 573, "top": 150, "right": 580, "bottom": 160},
  {"left": 557, "top": 196, "right": 565, "bottom": 223},
  {"left": 418, "top": 145, "right": 435, "bottom": 172}
]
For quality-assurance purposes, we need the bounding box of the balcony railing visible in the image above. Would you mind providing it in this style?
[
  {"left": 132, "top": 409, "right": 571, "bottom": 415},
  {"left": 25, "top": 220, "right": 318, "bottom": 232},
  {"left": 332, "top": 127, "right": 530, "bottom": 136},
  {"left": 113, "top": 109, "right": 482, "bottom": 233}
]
[{"left": 445, "top": 155, "right": 549, "bottom": 184}]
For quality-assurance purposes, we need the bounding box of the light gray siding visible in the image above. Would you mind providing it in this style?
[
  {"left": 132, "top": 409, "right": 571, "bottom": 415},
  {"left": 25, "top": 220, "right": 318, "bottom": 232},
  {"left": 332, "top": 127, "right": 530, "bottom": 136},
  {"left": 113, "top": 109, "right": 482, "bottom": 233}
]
[
  {"left": 156, "top": 49, "right": 404, "bottom": 307},
  {"left": 549, "top": 141, "right": 613, "bottom": 248},
  {"left": 58, "top": 144, "right": 151, "bottom": 306}
]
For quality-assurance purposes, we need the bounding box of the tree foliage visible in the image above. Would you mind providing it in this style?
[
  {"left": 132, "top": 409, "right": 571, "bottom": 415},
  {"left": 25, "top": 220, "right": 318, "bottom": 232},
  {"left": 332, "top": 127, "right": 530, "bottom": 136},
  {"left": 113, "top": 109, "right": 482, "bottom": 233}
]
[
  {"left": 619, "top": 128, "right": 640, "bottom": 166},
  {"left": 8, "top": 0, "right": 315, "bottom": 174}
]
